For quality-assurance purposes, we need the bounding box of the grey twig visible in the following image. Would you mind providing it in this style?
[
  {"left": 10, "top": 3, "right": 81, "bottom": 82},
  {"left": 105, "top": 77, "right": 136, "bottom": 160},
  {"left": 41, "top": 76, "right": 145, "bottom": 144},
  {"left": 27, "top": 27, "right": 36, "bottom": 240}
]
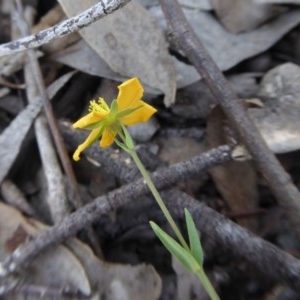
[
  {"left": 0, "top": 145, "right": 232, "bottom": 295},
  {"left": 158, "top": 0, "right": 300, "bottom": 227},
  {"left": 0, "top": 0, "right": 130, "bottom": 57}
]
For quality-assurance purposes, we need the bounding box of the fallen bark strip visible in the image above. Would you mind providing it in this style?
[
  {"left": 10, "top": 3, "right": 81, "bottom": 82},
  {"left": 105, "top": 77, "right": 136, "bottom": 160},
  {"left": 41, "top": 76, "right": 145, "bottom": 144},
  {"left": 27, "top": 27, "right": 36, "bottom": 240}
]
[
  {"left": 0, "top": 145, "right": 232, "bottom": 294},
  {"left": 20, "top": 4, "right": 70, "bottom": 223},
  {"left": 158, "top": 0, "right": 300, "bottom": 229}
]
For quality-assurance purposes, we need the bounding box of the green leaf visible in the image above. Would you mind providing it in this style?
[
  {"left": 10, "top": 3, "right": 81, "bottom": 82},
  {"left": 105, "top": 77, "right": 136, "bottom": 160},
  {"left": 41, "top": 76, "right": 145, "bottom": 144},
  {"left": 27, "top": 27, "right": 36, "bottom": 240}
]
[
  {"left": 185, "top": 209, "right": 204, "bottom": 265},
  {"left": 150, "top": 221, "right": 201, "bottom": 273}
]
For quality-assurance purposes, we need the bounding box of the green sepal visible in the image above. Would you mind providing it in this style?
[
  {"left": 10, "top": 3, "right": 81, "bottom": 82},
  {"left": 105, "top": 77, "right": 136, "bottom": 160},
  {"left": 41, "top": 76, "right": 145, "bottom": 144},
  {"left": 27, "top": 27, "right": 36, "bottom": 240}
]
[
  {"left": 185, "top": 209, "right": 204, "bottom": 265},
  {"left": 110, "top": 100, "right": 119, "bottom": 114},
  {"left": 150, "top": 221, "right": 201, "bottom": 273},
  {"left": 116, "top": 105, "right": 143, "bottom": 119},
  {"left": 83, "top": 120, "right": 105, "bottom": 130}
]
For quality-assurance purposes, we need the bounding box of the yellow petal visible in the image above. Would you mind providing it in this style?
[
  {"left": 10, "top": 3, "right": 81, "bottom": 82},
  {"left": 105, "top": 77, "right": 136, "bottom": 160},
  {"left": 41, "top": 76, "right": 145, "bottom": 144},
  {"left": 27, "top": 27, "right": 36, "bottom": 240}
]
[
  {"left": 121, "top": 101, "right": 157, "bottom": 126},
  {"left": 73, "top": 111, "right": 109, "bottom": 129},
  {"left": 73, "top": 127, "right": 102, "bottom": 161},
  {"left": 100, "top": 128, "right": 117, "bottom": 148},
  {"left": 117, "top": 78, "right": 144, "bottom": 111}
]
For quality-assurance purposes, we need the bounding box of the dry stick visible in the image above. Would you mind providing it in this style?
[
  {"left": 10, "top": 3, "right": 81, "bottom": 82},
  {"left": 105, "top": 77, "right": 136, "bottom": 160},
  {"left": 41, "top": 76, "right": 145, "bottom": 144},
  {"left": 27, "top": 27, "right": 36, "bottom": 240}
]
[
  {"left": 15, "top": 1, "right": 103, "bottom": 256},
  {"left": 158, "top": 0, "right": 300, "bottom": 224},
  {"left": 25, "top": 64, "right": 70, "bottom": 222},
  {"left": 0, "top": 145, "right": 232, "bottom": 294},
  {"left": 0, "top": 0, "right": 130, "bottom": 57},
  {"left": 15, "top": 2, "right": 80, "bottom": 210},
  {"left": 17, "top": 0, "right": 69, "bottom": 223}
]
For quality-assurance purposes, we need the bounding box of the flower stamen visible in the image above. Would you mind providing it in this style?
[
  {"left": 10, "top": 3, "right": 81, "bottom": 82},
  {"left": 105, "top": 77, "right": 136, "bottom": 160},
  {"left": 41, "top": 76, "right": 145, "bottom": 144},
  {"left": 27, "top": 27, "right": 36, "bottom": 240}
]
[{"left": 89, "top": 98, "right": 110, "bottom": 113}]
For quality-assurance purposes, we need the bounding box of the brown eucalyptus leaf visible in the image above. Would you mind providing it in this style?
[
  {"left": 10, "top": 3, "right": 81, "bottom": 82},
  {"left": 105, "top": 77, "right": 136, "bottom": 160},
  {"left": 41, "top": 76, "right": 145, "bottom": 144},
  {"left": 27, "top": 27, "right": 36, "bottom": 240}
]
[
  {"left": 211, "top": 0, "right": 286, "bottom": 33},
  {"left": 57, "top": 0, "right": 176, "bottom": 106},
  {"left": 250, "top": 63, "right": 300, "bottom": 153},
  {"left": 207, "top": 106, "right": 258, "bottom": 231},
  {"left": 0, "top": 202, "right": 91, "bottom": 297}
]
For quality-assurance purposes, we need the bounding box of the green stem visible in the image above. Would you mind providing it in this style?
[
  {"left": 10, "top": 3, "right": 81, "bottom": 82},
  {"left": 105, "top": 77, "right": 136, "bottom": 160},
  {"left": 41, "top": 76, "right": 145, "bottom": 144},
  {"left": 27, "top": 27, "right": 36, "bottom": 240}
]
[
  {"left": 117, "top": 126, "right": 219, "bottom": 300},
  {"left": 196, "top": 268, "right": 220, "bottom": 300},
  {"left": 129, "top": 149, "right": 189, "bottom": 250}
]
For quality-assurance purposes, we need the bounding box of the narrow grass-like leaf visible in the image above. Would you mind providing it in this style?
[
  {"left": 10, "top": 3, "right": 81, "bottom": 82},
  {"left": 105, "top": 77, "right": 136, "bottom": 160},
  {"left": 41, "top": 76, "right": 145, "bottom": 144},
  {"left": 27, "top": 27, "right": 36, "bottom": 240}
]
[
  {"left": 114, "top": 138, "right": 130, "bottom": 153},
  {"left": 185, "top": 208, "right": 204, "bottom": 265},
  {"left": 121, "top": 125, "right": 134, "bottom": 150},
  {"left": 150, "top": 221, "right": 200, "bottom": 273}
]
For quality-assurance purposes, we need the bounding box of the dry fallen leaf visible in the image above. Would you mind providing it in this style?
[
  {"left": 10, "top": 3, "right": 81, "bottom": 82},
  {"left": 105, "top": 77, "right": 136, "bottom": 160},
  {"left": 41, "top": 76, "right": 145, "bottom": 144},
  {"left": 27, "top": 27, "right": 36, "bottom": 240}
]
[
  {"left": 211, "top": 0, "right": 285, "bottom": 33},
  {"left": 50, "top": 40, "right": 126, "bottom": 87},
  {"left": 0, "top": 202, "right": 91, "bottom": 297},
  {"left": 0, "top": 201, "right": 162, "bottom": 299},
  {"left": 57, "top": 0, "right": 177, "bottom": 106},
  {"left": 150, "top": 6, "right": 300, "bottom": 84},
  {"left": 250, "top": 63, "right": 300, "bottom": 153},
  {"left": 256, "top": 0, "right": 300, "bottom": 4},
  {"left": 66, "top": 238, "right": 162, "bottom": 300},
  {"left": 207, "top": 106, "right": 258, "bottom": 231},
  {"left": 178, "top": 0, "right": 212, "bottom": 10},
  {"left": 0, "top": 71, "right": 75, "bottom": 184}
]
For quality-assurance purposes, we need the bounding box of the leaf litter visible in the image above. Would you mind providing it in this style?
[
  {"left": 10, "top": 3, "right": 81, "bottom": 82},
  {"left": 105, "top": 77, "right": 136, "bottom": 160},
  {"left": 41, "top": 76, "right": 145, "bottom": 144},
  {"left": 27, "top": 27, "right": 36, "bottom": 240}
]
[{"left": 1, "top": 0, "right": 300, "bottom": 299}]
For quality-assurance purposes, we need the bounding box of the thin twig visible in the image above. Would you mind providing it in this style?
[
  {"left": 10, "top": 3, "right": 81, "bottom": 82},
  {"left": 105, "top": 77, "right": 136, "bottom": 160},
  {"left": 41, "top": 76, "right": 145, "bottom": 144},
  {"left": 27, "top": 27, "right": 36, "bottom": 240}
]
[
  {"left": 158, "top": 0, "right": 300, "bottom": 227},
  {"left": 0, "top": 145, "right": 232, "bottom": 295},
  {"left": 15, "top": 1, "right": 80, "bottom": 210},
  {"left": 0, "top": 0, "right": 130, "bottom": 57},
  {"left": 15, "top": 1, "right": 103, "bottom": 256}
]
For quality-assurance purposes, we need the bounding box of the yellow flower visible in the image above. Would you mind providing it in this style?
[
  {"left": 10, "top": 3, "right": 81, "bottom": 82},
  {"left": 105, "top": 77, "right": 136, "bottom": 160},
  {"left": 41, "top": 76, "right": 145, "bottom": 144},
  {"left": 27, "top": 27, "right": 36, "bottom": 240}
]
[{"left": 73, "top": 77, "right": 157, "bottom": 161}]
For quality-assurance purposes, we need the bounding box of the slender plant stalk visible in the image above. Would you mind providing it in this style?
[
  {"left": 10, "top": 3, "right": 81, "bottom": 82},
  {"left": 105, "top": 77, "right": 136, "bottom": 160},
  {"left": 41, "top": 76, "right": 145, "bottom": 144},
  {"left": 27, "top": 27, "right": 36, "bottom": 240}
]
[
  {"left": 129, "top": 149, "right": 189, "bottom": 250},
  {"left": 196, "top": 268, "right": 220, "bottom": 300},
  {"left": 117, "top": 126, "right": 219, "bottom": 299}
]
